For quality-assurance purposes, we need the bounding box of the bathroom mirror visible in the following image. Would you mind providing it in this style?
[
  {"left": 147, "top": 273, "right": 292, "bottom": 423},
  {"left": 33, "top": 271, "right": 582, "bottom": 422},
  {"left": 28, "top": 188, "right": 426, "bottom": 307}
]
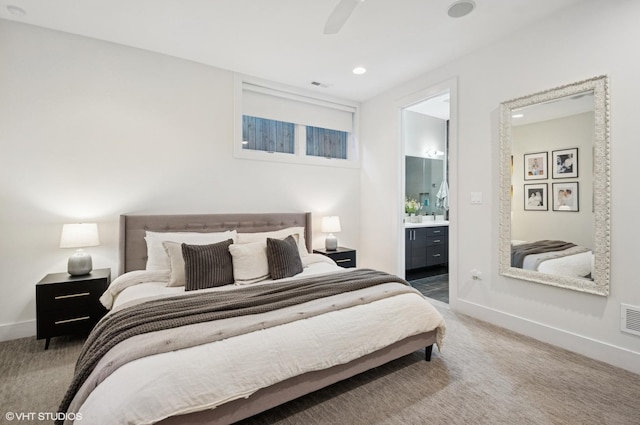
[
  {"left": 498, "top": 75, "right": 610, "bottom": 296},
  {"left": 406, "top": 156, "right": 445, "bottom": 215}
]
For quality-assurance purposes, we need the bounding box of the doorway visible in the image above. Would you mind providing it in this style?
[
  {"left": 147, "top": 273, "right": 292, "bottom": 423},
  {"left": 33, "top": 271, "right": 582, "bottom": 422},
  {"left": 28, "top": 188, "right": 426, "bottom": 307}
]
[{"left": 401, "top": 89, "right": 451, "bottom": 304}]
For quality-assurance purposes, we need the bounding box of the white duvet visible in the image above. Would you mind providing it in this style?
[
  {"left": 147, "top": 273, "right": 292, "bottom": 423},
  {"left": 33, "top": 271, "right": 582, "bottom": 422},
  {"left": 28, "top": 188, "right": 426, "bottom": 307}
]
[
  {"left": 512, "top": 240, "right": 593, "bottom": 278},
  {"left": 72, "top": 256, "right": 446, "bottom": 425},
  {"left": 536, "top": 250, "right": 594, "bottom": 278}
]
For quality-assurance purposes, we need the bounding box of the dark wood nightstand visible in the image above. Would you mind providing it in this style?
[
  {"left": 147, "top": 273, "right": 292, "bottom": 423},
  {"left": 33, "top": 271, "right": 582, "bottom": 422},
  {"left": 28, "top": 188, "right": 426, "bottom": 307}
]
[
  {"left": 36, "top": 268, "right": 111, "bottom": 349},
  {"left": 313, "top": 247, "right": 356, "bottom": 268}
]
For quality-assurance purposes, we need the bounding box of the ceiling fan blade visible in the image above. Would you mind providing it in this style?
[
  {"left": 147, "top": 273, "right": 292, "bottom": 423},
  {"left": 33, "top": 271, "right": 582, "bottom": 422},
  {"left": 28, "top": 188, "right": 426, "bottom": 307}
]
[{"left": 323, "top": 0, "right": 362, "bottom": 35}]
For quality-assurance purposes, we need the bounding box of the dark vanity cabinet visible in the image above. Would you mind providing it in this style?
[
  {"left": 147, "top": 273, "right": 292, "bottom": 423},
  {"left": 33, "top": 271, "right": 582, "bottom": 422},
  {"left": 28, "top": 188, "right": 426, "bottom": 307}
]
[{"left": 405, "top": 226, "right": 448, "bottom": 270}]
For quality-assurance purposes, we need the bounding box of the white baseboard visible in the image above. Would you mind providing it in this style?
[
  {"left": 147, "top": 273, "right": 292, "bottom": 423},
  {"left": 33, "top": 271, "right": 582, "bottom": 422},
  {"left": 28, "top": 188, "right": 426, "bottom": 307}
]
[
  {"left": 455, "top": 299, "right": 640, "bottom": 376},
  {"left": 0, "top": 320, "right": 36, "bottom": 342}
]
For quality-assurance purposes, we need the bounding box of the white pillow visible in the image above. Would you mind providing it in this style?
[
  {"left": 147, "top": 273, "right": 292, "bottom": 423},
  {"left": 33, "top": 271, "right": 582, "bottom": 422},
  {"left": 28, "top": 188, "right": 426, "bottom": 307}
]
[
  {"left": 228, "top": 241, "right": 270, "bottom": 285},
  {"left": 237, "top": 227, "right": 309, "bottom": 258},
  {"left": 144, "top": 230, "right": 237, "bottom": 271}
]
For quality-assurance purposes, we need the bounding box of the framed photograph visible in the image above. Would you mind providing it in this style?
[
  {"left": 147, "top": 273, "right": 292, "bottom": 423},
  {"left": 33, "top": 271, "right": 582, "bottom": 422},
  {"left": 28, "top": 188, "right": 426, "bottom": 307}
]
[
  {"left": 552, "top": 148, "right": 578, "bottom": 179},
  {"left": 552, "top": 182, "right": 579, "bottom": 211},
  {"left": 524, "top": 183, "right": 548, "bottom": 211},
  {"left": 524, "top": 152, "right": 548, "bottom": 180}
]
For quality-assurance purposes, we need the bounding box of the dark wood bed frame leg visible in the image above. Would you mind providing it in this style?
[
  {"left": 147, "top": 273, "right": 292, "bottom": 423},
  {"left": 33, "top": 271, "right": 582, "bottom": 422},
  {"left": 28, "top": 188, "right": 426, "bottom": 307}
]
[{"left": 425, "top": 344, "right": 433, "bottom": 361}]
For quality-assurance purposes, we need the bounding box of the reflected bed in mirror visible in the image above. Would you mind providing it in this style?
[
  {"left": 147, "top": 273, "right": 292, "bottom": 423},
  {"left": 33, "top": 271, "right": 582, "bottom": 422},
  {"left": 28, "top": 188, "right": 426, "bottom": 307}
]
[{"left": 499, "top": 75, "right": 610, "bottom": 296}]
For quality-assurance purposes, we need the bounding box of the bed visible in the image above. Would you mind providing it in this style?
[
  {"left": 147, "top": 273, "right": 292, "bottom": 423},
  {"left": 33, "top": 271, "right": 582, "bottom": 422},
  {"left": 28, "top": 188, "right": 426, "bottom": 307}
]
[
  {"left": 59, "top": 212, "right": 446, "bottom": 425},
  {"left": 511, "top": 239, "right": 593, "bottom": 279}
]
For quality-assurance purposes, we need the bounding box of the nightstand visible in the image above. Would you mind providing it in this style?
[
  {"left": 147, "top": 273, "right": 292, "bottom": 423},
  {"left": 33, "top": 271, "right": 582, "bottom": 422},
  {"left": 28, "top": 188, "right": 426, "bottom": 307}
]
[
  {"left": 36, "top": 268, "right": 111, "bottom": 349},
  {"left": 313, "top": 247, "right": 356, "bottom": 268}
]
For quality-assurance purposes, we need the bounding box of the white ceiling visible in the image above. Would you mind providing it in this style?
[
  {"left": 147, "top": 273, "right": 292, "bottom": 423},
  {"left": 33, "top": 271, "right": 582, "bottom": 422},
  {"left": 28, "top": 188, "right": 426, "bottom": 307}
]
[
  {"left": 406, "top": 92, "right": 451, "bottom": 120},
  {"left": 0, "top": 0, "right": 588, "bottom": 102},
  {"left": 512, "top": 92, "right": 594, "bottom": 126}
]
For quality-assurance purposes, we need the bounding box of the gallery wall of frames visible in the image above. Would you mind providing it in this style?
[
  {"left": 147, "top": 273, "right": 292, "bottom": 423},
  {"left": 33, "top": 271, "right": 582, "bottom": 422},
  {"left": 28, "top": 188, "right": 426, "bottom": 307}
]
[{"left": 523, "top": 147, "right": 580, "bottom": 212}]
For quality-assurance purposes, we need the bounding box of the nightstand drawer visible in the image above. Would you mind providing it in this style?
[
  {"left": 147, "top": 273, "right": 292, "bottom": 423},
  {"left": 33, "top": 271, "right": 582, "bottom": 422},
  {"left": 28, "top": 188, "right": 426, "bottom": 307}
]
[
  {"left": 37, "top": 306, "right": 104, "bottom": 339},
  {"left": 313, "top": 247, "right": 356, "bottom": 268},
  {"left": 36, "top": 280, "right": 106, "bottom": 313},
  {"left": 331, "top": 252, "right": 356, "bottom": 267}
]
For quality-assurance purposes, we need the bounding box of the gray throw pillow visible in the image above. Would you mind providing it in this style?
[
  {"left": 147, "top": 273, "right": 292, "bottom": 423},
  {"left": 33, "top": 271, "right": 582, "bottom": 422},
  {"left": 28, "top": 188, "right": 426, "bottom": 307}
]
[
  {"left": 266, "top": 235, "right": 303, "bottom": 280},
  {"left": 182, "top": 239, "right": 234, "bottom": 291}
]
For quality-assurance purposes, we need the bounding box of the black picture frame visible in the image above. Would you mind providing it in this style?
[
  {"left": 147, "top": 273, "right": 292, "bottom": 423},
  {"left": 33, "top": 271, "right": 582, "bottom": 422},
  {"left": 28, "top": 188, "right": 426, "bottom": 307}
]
[
  {"left": 524, "top": 152, "right": 548, "bottom": 180},
  {"left": 552, "top": 182, "right": 579, "bottom": 211},
  {"left": 524, "top": 183, "right": 548, "bottom": 211},
  {"left": 552, "top": 148, "right": 578, "bottom": 179}
]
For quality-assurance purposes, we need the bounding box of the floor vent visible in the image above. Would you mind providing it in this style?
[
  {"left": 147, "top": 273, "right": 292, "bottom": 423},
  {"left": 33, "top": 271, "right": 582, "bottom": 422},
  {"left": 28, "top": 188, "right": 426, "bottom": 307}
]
[{"left": 621, "top": 304, "right": 640, "bottom": 337}]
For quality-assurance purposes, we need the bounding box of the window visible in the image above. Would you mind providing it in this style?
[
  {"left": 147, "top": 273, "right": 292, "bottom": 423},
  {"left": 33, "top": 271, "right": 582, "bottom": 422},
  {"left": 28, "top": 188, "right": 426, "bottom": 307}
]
[
  {"left": 242, "top": 116, "right": 295, "bottom": 154},
  {"left": 306, "top": 126, "right": 348, "bottom": 159},
  {"left": 235, "top": 76, "right": 359, "bottom": 167}
]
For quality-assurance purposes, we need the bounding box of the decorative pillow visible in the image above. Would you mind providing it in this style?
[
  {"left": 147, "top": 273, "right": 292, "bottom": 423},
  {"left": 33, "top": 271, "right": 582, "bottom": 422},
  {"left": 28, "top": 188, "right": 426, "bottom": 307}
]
[
  {"left": 228, "top": 241, "right": 270, "bottom": 285},
  {"left": 162, "top": 241, "right": 192, "bottom": 287},
  {"left": 181, "top": 239, "right": 234, "bottom": 291},
  {"left": 144, "top": 230, "right": 237, "bottom": 271},
  {"left": 237, "top": 227, "right": 309, "bottom": 258},
  {"left": 266, "top": 235, "right": 303, "bottom": 280}
]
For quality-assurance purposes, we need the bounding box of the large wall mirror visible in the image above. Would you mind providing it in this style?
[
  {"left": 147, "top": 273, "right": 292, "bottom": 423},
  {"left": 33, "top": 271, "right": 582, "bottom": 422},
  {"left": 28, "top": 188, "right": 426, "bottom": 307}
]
[{"left": 499, "top": 75, "right": 610, "bottom": 296}]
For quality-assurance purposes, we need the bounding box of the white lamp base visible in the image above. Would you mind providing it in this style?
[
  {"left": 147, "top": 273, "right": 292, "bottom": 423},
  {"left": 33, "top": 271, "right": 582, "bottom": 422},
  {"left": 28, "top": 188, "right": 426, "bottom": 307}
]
[
  {"left": 325, "top": 233, "right": 338, "bottom": 251},
  {"left": 68, "top": 249, "right": 93, "bottom": 276}
]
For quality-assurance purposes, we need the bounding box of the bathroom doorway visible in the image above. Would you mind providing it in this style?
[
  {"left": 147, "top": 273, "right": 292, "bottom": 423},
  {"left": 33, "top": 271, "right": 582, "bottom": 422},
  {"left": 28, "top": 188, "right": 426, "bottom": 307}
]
[{"left": 402, "top": 90, "right": 451, "bottom": 304}]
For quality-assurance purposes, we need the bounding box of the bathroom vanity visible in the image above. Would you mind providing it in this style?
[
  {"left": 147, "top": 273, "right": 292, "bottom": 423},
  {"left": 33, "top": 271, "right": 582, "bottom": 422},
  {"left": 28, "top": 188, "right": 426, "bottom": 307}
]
[{"left": 405, "top": 221, "right": 448, "bottom": 270}]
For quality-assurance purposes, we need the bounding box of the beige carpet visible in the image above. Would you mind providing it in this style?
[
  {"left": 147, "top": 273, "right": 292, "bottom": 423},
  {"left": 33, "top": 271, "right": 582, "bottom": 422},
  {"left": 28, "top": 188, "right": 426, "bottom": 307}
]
[{"left": 2, "top": 301, "right": 639, "bottom": 425}]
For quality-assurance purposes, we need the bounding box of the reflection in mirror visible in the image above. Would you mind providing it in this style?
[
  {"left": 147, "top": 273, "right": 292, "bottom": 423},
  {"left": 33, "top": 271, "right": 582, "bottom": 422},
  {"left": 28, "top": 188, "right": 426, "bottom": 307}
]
[
  {"left": 499, "top": 76, "right": 610, "bottom": 296},
  {"left": 406, "top": 156, "right": 445, "bottom": 216}
]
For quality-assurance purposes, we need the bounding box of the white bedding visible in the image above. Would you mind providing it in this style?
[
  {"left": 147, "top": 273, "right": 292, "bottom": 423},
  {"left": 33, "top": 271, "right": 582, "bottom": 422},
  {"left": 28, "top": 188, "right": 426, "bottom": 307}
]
[
  {"left": 512, "top": 240, "right": 593, "bottom": 279},
  {"left": 72, "top": 258, "right": 445, "bottom": 425},
  {"left": 536, "top": 250, "right": 593, "bottom": 278}
]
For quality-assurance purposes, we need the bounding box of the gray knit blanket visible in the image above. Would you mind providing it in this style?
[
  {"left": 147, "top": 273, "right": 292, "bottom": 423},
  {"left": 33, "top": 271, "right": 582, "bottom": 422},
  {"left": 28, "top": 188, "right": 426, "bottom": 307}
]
[{"left": 58, "top": 269, "right": 410, "bottom": 422}]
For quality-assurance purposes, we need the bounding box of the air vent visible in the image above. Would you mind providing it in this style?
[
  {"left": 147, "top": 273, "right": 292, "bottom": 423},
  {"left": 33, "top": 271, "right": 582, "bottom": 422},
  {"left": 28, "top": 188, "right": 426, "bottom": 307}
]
[{"left": 621, "top": 304, "right": 640, "bottom": 337}]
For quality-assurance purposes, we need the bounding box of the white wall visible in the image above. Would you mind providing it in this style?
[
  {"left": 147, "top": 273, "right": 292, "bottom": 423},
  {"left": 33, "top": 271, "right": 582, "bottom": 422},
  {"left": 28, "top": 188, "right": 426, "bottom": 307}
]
[
  {"left": 403, "top": 111, "right": 447, "bottom": 158},
  {"left": 360, "top": 0, "right": 640, "bottom": 374},
  {"left": 0, "top": 20, "right": 361, "bottom": 338}
]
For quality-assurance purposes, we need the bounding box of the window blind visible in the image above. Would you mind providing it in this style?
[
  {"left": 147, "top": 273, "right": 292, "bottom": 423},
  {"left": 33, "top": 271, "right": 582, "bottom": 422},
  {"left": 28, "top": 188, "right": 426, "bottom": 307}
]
[{"left": 243, "top": 83, "right": 354, "bottom": 133}]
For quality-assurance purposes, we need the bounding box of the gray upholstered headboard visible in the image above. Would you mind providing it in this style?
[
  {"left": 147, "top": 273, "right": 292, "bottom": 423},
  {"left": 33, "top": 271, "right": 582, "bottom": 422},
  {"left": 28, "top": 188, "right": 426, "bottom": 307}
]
[{"left": 119, "top": 212, "right": 312, "bottom": 274}]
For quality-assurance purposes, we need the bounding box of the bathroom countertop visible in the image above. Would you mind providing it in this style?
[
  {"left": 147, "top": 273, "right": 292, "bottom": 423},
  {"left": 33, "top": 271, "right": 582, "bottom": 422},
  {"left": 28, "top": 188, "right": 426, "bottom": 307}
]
[{"left": 404, "top": 220, "right": 449, "bottom": 228}]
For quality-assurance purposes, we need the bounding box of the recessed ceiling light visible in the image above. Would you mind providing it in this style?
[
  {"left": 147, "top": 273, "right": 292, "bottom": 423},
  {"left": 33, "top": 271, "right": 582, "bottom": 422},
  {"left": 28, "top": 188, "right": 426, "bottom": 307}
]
[
  {"left": 447, "top": 0, "right": 475, "bottom": 18},
  {"left": 6, "top": 5, "right": 26, "bottom": 17},
  {"left": 352, "top": 67, "right": 367, "bottom": 75}
]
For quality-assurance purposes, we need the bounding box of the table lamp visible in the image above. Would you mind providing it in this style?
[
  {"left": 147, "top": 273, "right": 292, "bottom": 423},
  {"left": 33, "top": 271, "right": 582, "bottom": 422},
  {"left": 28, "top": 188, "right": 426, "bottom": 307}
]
[
  {"left": 321, "top": 216, "right": 341, "bottom": 251},
  {"left": 60, "top": 223, "right": 100, "bottom": 276}
]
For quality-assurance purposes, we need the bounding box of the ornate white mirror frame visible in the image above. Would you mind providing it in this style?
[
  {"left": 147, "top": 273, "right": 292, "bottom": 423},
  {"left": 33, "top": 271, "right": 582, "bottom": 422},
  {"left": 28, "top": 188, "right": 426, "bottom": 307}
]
[{"left": 498, "top": 75, "right": 610, "bottom": 296}]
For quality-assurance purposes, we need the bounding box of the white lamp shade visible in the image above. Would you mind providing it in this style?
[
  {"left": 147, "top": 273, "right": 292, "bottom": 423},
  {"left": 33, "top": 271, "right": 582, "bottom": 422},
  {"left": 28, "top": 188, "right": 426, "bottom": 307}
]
[
  {"left": 60, "top": 223, "right": 100, "bottom": 248},
  {"left": 321, "top": 216, "right": 341, "bottom": 233}
]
